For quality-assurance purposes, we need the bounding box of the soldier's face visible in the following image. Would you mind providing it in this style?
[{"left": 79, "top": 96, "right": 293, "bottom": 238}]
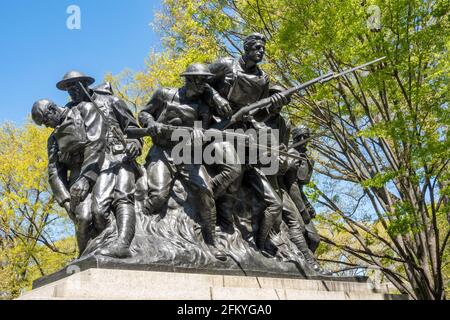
[
  {"left": 294, "top": 135, "right": 309, "bottom": 150},
  {"left": 67, "top": 83, "right": 86, "bottom": 103},
  {"left": 185, "top": 76, "right": 208, "bottom": 96},
  {"left": 42, "top": 103, "right": 62, "bottom": 128},
  {"left": 246, "top": 41, "right": 265, "bottom": 63}
]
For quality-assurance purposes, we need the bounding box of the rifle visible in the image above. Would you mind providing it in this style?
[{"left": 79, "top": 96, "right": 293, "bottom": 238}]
[
  {"left": 212, "top": 57, "right": 386, "bottom": 131},
  {"left": 78, "top": 82, "right": 139, "bottom": 162},
  {"left": 126, "top": 125, "right": 248, "bottom": 141},
  {"left": 288, "top": 131, "right": 327, "bottom": 149},
  {"left": 126, "top": 125, "right": 307, "bottom": 161}
]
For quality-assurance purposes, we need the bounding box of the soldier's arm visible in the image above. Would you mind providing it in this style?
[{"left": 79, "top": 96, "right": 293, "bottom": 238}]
[
  {"left": 208, "top": 57, "right": 234, "bottom": 82},
  {"left": 138, "top": 89, "right": 167, "bottom": 128},
  {"left": 283, "top": 149, "right": 312, "bottom": 223},
  {"left": 78, "top": 102, "right": 106, "bottom": 184},
  {"left": 268, "top": 84, "right": 290, "bottom": 113},
  {"left": 110, "top": 96, "right": 144, "bottom": 154},
  {"left": 285, "top": 147, "right": 300, "bottom": 174},
  {"left": 291, "top": 181, "right": 311, "bottom": 224},
  {"left": 299, "top": 154, "right": 316, "bottom": 218},
  {"left": 203, "top": 84, "right": 232, "bottom": 118},
  {"left": 296, "top": 153, "right": 314, "bottom": 186},
  {"left": 283, "top": 163, "right": 298, "bottom": 193},
  {"left": 198, "top": 102, "right": 212, "bottom": 130},
  {"left": 47, "top": 135, "right": 71, "bottom": 206}
]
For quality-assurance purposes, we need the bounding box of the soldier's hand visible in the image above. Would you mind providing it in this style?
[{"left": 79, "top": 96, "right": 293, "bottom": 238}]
[
  {"left": 216, "top": 100, "right": 232, "bottom": 118},
  {"left": 69, "top": 177, "right": 90, "bottom": 207},
  {"left": 58, "top": 152, "right": 71, "bottom": 163},
  {"left": 146, "top": 121, "right": 162, "bottom": 137},
  {"left": 205, "top": 83, "right": 233, "bottom": 118},
  {"left": 212, "top": 93, "right": 232, "bottom": 118},
  {"left": 270, "top": 93, "right": 289, "bottom": 112},
  {"left": 126, "top": 141, "right": 140, "bottom": 160}
]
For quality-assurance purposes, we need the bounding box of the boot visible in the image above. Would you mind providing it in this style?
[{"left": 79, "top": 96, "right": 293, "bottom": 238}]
[
  {"left": 204, "top": 227, "right": 227, "bottom": 261},
  {"left": 99, "top": 204, "right": 135, "bottom": 259},
  {"left": 197, "top": 199, "right": 228, "bottom": 261},
  {"left": 256, "top": 215, "right": 273, "bottom": 251},
  {"left": 204, "top": 231, "right": 227, "bottom": 261},
  {"left": 259, "top": 240, "right": 278, "bottom": 258},
  {"left": 98, "top": 241, "right": 132, "bottom": 259},
  {"left": 290, "top": 232, "right": 323, "bottom": 273},
  {"left": 76, "top": 220, "right": 94, "bottom": 258},
  {"left": 202, "top": 221, "right": 227, "bottom": 261},
  {"left": 208, "top": 244, "right": 227, "bottom": 261},
  {"left": 216, "top": 195, "right": 236, "bottom": 234}
]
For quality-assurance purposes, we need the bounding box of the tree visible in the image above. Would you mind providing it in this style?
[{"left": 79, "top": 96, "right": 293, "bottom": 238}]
[
  {"left": 114, "top": 0, "right": 448, "bottom": 299},
  {"left": 0, "top": 123, "right": 77, "bottom": 299}
]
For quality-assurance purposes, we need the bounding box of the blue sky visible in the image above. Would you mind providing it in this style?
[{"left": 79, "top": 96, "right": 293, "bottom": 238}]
[{"left": 0, "top": 0, "right": 163, "bottom": 124}]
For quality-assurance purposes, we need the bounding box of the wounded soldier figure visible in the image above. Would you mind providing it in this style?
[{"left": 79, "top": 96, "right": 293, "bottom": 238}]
[{"left": 31, "top": 98, "right": 106, "bottom": 256}]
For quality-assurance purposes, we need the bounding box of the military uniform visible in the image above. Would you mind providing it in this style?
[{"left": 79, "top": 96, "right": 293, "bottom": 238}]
[
  {"left": 208, "top": 56, "right": 285, "bottom": 251},
  {"left": 47, "top": 101, "right": 106, "bottom": 254},
  {"left": 251, "top": 101, "right": 320, "bottom": 272},
  {"left": 86, "top": 91, "right": 143, "bottom": 257},
  {"left": 209, "top": 57, "right": 270, "bottom": 111},
  {"left": 53, "top": 71, "right": 143, "bottom": 258},
  {"left": 139, "top": 87, "right": 218, "bottom": 248},
  {"left": 284, "top": 147, "right": 321, "bottom": 253}
]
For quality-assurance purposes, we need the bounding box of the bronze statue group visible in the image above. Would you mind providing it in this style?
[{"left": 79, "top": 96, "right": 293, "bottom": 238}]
[{"left": 32, "top": 34, "right": 323, "bottom": 273}]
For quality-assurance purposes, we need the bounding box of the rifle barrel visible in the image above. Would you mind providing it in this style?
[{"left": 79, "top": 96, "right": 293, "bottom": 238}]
[{"left": 328, "top": 56, "right": 386, "bottom": 81}]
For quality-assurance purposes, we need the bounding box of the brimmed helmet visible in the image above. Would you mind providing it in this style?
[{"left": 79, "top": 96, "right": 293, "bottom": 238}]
[
  {"left": 292, "top": 125, "right": 311, "bottom": 140},
  {"left": 56, "top": 70, "right": 95, "bottom": 91},
  {"left": 180, "top": 63, "right": 213, "bottom": 77}
]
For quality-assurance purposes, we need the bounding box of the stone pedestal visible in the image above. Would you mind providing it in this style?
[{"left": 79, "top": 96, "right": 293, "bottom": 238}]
[{"left": 18, "top": 268, "right": 408, "bottom": 300}]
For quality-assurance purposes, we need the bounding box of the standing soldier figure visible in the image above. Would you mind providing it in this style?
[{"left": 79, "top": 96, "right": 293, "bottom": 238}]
[
  {"left": 207, "top": 33, "right": 290, "bottom": 255},
  {"left": 138, "top": 63, "right": 227, "bottom": 261},
  {"left": 252, "top": 92, "right": 322, "bottom": 271},
  {"left": 284, "top": 126, "right": 321, "bottom": 254},
  {"left": 31, "top": 98, "right": 106, "bottom": 256},
  {"left": 56, "top": 71, "right": 143, "bottom": 258}
]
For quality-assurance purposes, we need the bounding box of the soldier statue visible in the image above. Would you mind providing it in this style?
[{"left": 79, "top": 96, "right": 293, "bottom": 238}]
[
  {"left": 31, "top": 97, "right": 106, "bottom": 255},
  {"left": 284, "top": 126, "right": 321, "bottom": 253},
  {"left": 138, "top": 63, "right": 227, "bottom": 261},
  {"left": 207, "top": 33, "right": 291, "bottom": 255},
  {"left": 30, "top": 39, "right": 386, "bottom": 284},
  {"left": 56, "top": 71, "right": 143, "bottom": 258}
]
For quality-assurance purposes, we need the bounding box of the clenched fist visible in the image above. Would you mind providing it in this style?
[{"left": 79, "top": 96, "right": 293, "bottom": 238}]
[{"left": 69, "top": 176, "right": 90, "bottom": 209}]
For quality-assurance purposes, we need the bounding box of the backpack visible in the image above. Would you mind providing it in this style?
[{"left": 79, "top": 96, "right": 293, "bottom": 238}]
[{"left": 54, "top": 106, "right": 88, "bottom": 154}]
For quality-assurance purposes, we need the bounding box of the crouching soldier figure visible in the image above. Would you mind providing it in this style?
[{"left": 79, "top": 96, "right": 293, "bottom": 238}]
[
  {"left": 31, "top": 98, "right": 106, "bottom": 256},
  {"left": 56, "top": 70, "right": 143, "bottom": 258},
  {"left": 138, "top": 63, "right": 227, "bottom": 261}
]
